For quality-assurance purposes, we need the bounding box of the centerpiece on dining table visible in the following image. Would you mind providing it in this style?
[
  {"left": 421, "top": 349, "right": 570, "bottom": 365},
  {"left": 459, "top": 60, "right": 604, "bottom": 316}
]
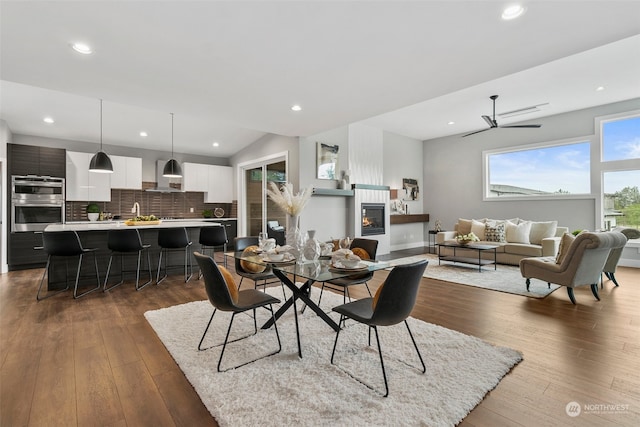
[{"left": 265, "top": 182, "right": 313, "bottom": 262}]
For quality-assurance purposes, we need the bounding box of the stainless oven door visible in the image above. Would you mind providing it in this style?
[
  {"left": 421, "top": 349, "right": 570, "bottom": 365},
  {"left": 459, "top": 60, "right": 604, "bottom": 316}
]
[{"left": 11, "top": 201, "right": 65, "bottom": 232}]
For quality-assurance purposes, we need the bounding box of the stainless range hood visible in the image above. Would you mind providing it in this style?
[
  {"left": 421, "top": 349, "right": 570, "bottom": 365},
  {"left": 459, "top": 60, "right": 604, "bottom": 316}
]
[{"left": 146, "top": 160, "right": 184, "bottom": 193}]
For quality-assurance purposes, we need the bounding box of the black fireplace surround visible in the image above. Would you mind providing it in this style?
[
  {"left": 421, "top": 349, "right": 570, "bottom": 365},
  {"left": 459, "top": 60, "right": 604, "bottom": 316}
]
[{"left": 361, "top": 203, "right": 385, "bottom": 236}]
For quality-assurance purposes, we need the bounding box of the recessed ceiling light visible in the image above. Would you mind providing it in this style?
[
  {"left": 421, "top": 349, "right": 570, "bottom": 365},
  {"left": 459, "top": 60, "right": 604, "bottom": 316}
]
[
  {"left": 291, "top": 104, "right": 302, "bottom": 111},
  {"left": 501, "top": 5, "right": 526, "bottom": 20},
  {"left": 139, "top": 131, "right": 148, "bottom": 137},
  {"left": 212, "top": 142, "right": 219, "bottom": 147},
  {"left": 448, "top": 121, "right": 455, "bottom": 125},
  {"left": 43, "top": 117, "right": 54, "bottom": 124},
  {"left": 596, "top": 86, "right": 605, "bottom": 91},
  {"left": 71, "top": 42, "right": 93, "bottom": 54}
]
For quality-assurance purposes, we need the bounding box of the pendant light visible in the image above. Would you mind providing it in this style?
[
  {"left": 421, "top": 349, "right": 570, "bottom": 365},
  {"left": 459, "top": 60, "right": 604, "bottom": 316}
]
[
  {"left": 89, "top": 99, "right": 114, "bottom": 173},
  {"left": 163, "top": 112, "right": 182, "bottom": 178}
]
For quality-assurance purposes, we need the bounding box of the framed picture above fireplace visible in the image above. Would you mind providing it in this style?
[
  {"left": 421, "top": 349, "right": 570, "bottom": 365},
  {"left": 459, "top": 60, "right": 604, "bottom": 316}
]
[{"left": 402, "top": 178, "right": 419, "bottom": 201}]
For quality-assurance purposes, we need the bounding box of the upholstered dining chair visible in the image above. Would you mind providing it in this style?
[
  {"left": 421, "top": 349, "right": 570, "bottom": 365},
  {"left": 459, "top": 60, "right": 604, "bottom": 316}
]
[
  {"left": 198, "top": 225, "right": 228, "bottom": 278},
  {"left": 194, "top": 252, "right": 281, "bottom": 372},
  {"left": 602, "top": 228, "right": 638, "bottom": 287},
  {"left": 318, "top": 238, "right": 379, "bottom": 307},
  {"left": 519, "top": 231, "right": 628, "bottom": 304},
  {"left": 330, "top": 259, "right": 428, "bottom": 397},
  {"left": 234, "top": 236, "right": 284, "bottom": 297}
]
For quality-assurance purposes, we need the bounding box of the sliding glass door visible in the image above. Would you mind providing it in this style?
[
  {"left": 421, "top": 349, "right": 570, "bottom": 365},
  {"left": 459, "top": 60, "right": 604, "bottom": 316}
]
[{"left": 240, "top": 155, "right": 287, "bottom": 237}]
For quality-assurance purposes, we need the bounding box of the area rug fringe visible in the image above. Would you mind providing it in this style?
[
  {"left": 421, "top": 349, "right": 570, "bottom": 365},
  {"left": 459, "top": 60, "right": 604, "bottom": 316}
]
[{"left": 145, "top": 287, "right": 522, "bottom": 426}]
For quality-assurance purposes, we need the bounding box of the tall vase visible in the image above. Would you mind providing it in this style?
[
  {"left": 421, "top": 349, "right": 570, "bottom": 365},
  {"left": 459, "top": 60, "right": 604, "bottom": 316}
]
[
  {"left": 286, "top": 214, "right": 303, "bottom": 260},
  {"left": 302, "top": 230, "right": 321, "bottom": 262}
]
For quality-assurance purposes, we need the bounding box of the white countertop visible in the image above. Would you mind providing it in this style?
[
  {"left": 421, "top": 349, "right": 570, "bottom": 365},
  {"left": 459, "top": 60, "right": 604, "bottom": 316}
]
[{"left": 45, "top": 220, "right": 221, "bottom": 232}]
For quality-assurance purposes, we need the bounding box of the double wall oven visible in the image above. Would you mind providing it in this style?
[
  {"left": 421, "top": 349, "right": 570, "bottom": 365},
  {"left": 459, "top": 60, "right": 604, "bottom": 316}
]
[{"left": 11, "top": 175, "right": 65, "bottom": 232}]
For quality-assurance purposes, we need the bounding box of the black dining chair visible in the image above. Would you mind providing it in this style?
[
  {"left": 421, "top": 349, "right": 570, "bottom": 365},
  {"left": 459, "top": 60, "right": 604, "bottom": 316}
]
[
  {"left": 318, "top": 238, "right": 379, "bottom": 307},
  {"left": 198, "top": 226, "right": 228, "bottom": 278},
  {"left": 194, "top": 252, "right": 281, "bottom": 372},
  {"left": 234, "top": 237, "right": 284, "bottom": 298},
  {"left": 331, "top": 259, "right": 428, "bottom": 397},
  {"left": 36, "top": 230, "right": 101, "bottom": 300},
  {"left": 103, "top": 228, "right": 153, "bottom": 292},
  {"left": 157, "top": 227, "right": 193, "bottom": 284}
]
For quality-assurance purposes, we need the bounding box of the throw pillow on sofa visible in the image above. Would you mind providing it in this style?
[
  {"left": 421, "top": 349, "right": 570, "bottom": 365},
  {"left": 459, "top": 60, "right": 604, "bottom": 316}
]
[
  {"left": 506, "top": 221, "right": 531, "bottom": 244},
  {"left": 457, "top": 218, "right": 473, "bottom": 235},
  {"left": 529, "top": 221, "right": 558, "bottom": 245},
  {"left": 485, "top": 223, "right": 506, "bottom": 242},
  {"left": 471, "top": 219, "right": 486, "bottom": 240},
  {"left": 555, "top": 232, "right": 575, "bottom": 264}
]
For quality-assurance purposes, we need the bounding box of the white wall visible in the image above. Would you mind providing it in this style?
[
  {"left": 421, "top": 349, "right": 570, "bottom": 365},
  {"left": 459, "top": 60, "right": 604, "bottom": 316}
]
[
  {"left": 383, "top": 130, "right": 425, "bottom": 251},
  {"left": 0, "top": 120, "right": 10, "bottom": 273},
  {"left": 423, "top": 98, "right": 640, "bottom": 265}
]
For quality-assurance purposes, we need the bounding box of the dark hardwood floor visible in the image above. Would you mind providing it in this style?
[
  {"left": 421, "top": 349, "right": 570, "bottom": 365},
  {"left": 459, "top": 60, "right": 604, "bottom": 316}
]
[{"left": 1, "top": 250, "right": 639, "bottom": 426}]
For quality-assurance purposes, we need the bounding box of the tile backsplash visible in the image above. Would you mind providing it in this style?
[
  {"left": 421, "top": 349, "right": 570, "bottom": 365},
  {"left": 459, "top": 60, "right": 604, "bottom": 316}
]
[{"left": 66, "top": 181, "right": 236, "bottom": 221}]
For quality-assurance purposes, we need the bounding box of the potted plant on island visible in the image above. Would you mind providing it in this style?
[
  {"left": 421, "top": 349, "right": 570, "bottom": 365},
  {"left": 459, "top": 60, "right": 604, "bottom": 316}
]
[{"left": 86, "top": 203, "right": 100, "bottom": 221}]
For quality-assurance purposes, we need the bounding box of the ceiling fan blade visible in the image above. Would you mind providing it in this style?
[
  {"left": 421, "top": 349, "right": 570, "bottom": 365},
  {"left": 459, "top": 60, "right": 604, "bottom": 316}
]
[
  {"left": 482, "top": 115, "right": 496, "bottom": 127},
  {"left": 500, "top": 124, "right": 542, "bottom": 128},
  {"left": 462, "top": 128, "right": 492, "bottom": 137}
]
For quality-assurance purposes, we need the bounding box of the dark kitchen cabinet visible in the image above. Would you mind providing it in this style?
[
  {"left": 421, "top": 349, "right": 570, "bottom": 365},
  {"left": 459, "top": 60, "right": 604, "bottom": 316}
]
[
  {"left": 8, "top": 232, "right": 48, "bottom": 270},
  {"left": 8, "top": 144, "right": 66, "bottom": 177}
]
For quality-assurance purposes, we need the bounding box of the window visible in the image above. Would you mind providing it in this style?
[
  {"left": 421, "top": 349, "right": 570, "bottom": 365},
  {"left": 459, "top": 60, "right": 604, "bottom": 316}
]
[
  {"left": 485, "top": 140, "right": 591, "bottom": 199},
  {"left": 600, "top": 113, "right": 640, "bottom": 231},
  {"left": 602, "top": 115, "right": 640, "bottom": 162}
]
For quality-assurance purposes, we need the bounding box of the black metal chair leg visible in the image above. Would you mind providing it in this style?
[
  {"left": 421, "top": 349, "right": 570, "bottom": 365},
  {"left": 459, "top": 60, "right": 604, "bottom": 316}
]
[
  {"left": 372, "top": 326, "right": 390, "bottom": 398},
  {"left": 36, "top": 256, "right": 70, "bottom": 301},
  {"left": 156, "top": 249, "right": 166, "bottom": 284},
  {"left": 136, "top": 249, "right": 153, "bottom": 291},
  {"left": 74, "top": 252, "right": 101, "bottom": 299},
  {"left": 405, "top": 320, "right": 426, "bottom": 373}
]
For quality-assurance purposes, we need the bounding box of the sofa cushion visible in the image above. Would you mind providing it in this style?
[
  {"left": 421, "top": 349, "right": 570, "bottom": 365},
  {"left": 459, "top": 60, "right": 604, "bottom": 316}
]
[
  {"left": 504, "top": 243, "right": 543, "bottom": 257},
  {"left": 529, "top": 221, "right": 558, "bottom": 245},
  {"left": 506, "top": 221, "right": 531, "bottom": 244},
  {"left": 485, "top": 223, "right": 506, "bottom": 242},
  {"left": 458, "top": 218, "right": 473, "bottom": 235},
  {"left": 471, "top": 219, "right": 486, "bottom": 240}
]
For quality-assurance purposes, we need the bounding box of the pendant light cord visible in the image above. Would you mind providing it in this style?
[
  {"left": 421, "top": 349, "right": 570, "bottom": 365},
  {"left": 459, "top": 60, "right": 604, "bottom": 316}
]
[
  {"left": 171, "top": 112, "right": 175, "bottom": 157},
  {"left": 100, "top": 99, "right": 103, "bottom": 150}
]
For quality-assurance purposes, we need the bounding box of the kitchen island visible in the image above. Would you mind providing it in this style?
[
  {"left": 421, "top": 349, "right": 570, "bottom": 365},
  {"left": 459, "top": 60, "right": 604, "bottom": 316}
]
[{"left": 42, "top": 220, "right": 223, "bottom": 291}]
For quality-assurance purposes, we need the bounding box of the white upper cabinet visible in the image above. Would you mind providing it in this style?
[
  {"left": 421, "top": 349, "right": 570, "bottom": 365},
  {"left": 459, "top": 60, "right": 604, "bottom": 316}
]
[
  {"left": 111, "top": 155, "right": 142, "bottom": 189},
  {"left": 66, "top": 151, "right": 111, "bottom": 202},
  {"left": 206, "top": 165, "right": 233, "bottom": 203},
  {"left": 182, "top": 162, "right": 209, "bottom": 192}
]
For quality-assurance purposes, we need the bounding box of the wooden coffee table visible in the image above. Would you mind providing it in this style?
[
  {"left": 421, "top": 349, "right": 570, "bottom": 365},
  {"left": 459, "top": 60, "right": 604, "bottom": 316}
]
[{"left": 437, "top": 242, "right": 497, "bottom": 272}]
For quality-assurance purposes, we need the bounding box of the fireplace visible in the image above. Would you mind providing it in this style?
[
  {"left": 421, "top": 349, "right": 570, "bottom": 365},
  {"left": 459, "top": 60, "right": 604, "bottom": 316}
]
[{"left": 361, "top": 203, "right": 385, "bottom": 236}]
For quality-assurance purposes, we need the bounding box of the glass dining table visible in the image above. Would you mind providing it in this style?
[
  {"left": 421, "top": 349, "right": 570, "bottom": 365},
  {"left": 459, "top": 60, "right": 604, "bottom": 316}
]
[{"left": 228, "top": 252, "right": 390, "bottom": 358}]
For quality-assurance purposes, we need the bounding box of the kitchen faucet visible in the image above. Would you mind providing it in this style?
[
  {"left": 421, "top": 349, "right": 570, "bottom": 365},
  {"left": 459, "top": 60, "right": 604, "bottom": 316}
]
[{"left": 131, "top": 202, "right": 140, "bottom": 217}]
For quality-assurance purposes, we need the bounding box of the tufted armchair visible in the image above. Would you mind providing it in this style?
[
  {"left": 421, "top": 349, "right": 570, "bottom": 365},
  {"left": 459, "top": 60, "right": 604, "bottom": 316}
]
[
  {"left": 602, "top": 228, "right": 639, "bottom": 287},
  {"left": 519, "top": 231, "right": 628, "bottom": 304}
]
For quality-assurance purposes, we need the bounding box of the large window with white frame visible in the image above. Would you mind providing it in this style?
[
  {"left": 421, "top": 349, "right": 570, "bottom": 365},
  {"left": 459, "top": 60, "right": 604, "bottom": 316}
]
[
  {"left": 483, "top": 138, "right": 591, "bottom": 200},
  {"left": 599, "top": 113, "right": 640, "bottom": 231}
]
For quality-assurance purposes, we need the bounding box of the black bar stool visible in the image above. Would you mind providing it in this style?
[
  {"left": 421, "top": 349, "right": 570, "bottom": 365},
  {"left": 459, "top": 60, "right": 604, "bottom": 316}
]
[
  {"left": 36, "top": 230, "right": 101, "bottom": 300},
  {"left": 103, "top": 228, "right": 153, "bottom": 292},
  {"left": 198, "top": 225, "right": 228, "bottom": 279},
  {"left": 157, "top": 227, "right": 193, "bottom": 284}
]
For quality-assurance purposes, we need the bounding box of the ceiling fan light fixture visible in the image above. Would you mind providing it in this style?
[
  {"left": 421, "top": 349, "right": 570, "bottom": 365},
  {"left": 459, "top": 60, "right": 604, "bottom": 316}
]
[
  {"left": 163, "top": 112, "right": 183, "bottom": 178},
  {"left": 501, "top": 5, "right": 526, "bottom": 20},
  {"left": 89, "top": 99, "right": 113, "bottom": 173}
]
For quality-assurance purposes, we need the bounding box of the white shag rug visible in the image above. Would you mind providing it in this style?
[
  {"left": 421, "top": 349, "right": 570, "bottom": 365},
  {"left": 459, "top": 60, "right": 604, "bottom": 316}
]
[
  {"left": 145, "top": 287, "right": 522, "bottom": 427},
  {"left": 387, "top": 254, "right": 560, "bottom": 298}
]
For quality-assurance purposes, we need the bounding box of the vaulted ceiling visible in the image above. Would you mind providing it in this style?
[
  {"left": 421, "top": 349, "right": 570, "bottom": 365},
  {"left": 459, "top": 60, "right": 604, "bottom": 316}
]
[{"left": 1, "top": 1, "right": 639, "bottom": 157}]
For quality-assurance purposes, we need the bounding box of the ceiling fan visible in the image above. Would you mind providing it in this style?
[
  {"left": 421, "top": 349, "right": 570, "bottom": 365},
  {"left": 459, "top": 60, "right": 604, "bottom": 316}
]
[{"left": 462, "top": 95, "right": 542, "bottom": 137}]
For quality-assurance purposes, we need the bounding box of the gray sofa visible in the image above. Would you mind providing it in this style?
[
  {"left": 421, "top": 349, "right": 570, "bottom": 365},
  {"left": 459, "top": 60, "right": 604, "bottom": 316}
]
[{"left": 436, "top": 218, "right": 568, "bottom": 266}]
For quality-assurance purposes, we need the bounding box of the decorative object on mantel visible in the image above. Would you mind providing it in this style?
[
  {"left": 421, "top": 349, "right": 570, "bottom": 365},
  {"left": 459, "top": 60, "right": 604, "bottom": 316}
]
[
  {"left": 89, "top": 99, "right": 114, "bottom": 174},
  {"left": 266, "top": 182, "right": 313, "bottom": 261}
]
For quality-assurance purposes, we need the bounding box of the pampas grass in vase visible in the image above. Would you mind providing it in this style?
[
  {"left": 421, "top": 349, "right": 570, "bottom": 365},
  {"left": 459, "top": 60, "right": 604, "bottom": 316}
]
[{"left": 266, "top": 182, "right": 313, "bottom": 259}]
